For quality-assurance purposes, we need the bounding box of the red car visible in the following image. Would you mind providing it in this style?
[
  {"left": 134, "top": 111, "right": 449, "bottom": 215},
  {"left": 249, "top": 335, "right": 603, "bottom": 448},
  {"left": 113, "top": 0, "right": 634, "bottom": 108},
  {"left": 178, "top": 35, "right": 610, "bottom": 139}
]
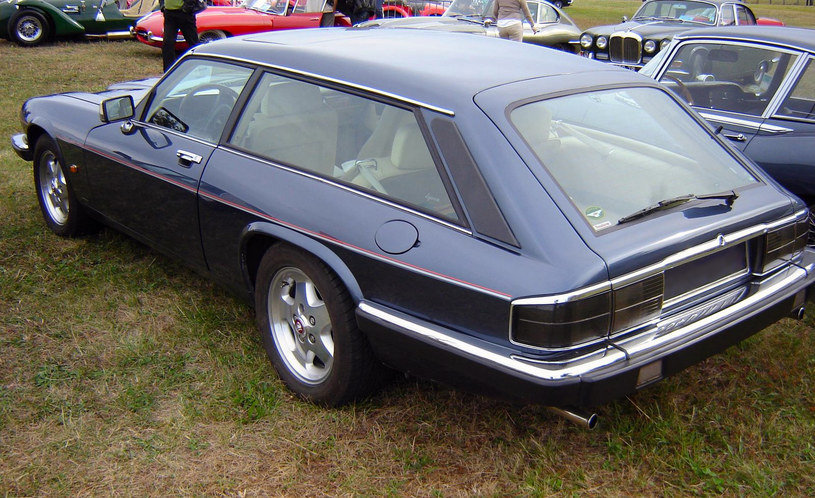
[
  {"left": 381, "top": 0, "right": 451, "bottom": 17},
  {"left": 134, "top": 0, "right": 351, "bottom": 49}
]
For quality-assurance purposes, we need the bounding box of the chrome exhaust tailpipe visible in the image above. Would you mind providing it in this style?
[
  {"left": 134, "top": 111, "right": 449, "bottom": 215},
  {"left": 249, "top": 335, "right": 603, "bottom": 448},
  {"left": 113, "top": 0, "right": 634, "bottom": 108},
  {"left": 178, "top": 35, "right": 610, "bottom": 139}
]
[
  {"left": 547, "top": 406, "right": 598, "bottom": 430},
  {"left": 791, "top": 306, "right": 805, "bottom": 320}
]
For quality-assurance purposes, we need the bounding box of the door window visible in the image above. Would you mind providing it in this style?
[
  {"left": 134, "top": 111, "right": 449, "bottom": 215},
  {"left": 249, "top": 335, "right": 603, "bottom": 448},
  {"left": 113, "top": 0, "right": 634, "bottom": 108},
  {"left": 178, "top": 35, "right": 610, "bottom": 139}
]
[
  {"left": 144, "top": 59, "right": 253, "bottom": 143},
  {"left": 777, "top": 58, "right": 815, "bottom": 121},
  {"left": 658, "top": 42, "right": 795, "bottom": 116}
]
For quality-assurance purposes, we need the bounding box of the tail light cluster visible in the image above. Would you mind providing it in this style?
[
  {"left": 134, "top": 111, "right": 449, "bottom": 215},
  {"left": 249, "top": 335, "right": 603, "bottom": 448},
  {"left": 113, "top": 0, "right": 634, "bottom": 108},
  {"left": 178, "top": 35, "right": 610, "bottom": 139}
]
[
  {"left": 511, "top": 274, "right": 664, "bottom": 350},
  {"left": 512, "top": 215, "right": 810, "bottom": 351},
  {"left": 759, "top": 217, "right": 809, "bottom": 275}
]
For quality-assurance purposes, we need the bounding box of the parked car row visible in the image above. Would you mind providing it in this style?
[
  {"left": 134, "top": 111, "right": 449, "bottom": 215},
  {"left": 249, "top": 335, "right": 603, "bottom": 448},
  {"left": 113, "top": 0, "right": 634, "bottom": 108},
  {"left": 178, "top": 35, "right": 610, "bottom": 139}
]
[{"left": 10, "top": 27, "right": 815, "bottom": 426}]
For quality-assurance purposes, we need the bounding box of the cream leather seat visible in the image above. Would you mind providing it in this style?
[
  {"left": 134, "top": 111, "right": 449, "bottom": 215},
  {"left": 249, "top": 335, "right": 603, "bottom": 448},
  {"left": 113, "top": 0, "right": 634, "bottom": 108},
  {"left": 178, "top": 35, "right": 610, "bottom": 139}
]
[{"left": 244, "top": 80, "right": 338, "bottom": 177}]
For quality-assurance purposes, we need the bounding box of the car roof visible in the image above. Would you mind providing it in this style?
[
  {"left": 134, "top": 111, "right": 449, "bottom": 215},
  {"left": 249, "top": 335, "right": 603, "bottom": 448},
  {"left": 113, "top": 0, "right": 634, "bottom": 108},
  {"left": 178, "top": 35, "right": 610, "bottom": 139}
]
[
  {"left": 673, "top": 25, "right": 815, "bottom": 52},
  {"left": 189, "top": 28, "right": 634, "bottom": 112}
]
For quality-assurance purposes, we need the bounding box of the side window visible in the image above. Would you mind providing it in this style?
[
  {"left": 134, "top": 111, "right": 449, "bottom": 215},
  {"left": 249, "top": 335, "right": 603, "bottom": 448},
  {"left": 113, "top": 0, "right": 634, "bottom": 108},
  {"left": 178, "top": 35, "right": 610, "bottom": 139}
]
[
  {"left": 720, "top": 6, "right": 734, "bottom": 26},
  {"left": 144, "top": 59, "right": 253, "bottom": 143},
  {"left": 527, "top": 2, "right": 538, "bottom": 23},
  {"left": 659, "top": 42, "right": 793, "bottom": 116},
  {"left": 538, "top": 4, "right": 558, "bottom": 23},
  {"left": 778, "top": 58, "right": 815, "bottom": 121},
  {"left": 735, "top": 5, "right": 755, "bottom": 25},
  {"left": 229, "top": 73, "right": 459, "bottom": 221}
]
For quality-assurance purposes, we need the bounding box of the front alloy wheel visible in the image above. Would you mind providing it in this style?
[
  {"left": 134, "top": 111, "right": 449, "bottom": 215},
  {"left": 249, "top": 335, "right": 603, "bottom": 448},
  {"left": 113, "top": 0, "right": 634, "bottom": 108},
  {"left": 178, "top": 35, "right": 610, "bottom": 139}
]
[{"left": 33, "top": 136, "right": 94, "bottom": 237}]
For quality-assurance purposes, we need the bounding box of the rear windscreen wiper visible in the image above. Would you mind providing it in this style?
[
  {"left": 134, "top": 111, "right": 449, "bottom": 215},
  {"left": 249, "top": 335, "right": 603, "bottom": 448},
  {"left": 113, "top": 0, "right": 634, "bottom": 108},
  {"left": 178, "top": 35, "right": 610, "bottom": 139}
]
[{"left": 618, "top": 190, "right": 738, "bottom": 225}]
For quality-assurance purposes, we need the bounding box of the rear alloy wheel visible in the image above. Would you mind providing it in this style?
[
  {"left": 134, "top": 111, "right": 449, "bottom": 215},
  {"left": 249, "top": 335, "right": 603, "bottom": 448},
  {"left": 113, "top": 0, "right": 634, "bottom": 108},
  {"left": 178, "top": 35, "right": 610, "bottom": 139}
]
[
  {"left": 255, "top": 244, "right": 384, "bottom": 406},
  {"left": 198, "top": 30, "right": 227, "bottom": 43},
  {"left": 34, "top": 136, "right": 94, "bottom": 237},
  {"left": 10, "top": 10, "right": 49, "bottom": 46}
]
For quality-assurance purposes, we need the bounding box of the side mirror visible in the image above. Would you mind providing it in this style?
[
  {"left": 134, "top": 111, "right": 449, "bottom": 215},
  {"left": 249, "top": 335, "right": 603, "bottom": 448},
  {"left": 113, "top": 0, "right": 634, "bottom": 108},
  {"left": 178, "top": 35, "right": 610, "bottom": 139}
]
[
  {"left": 100, "top": 95, "right": 135, "bottom": 123},
  {"left": 622, "top": 15, "right": 628, "bottom": 22}
]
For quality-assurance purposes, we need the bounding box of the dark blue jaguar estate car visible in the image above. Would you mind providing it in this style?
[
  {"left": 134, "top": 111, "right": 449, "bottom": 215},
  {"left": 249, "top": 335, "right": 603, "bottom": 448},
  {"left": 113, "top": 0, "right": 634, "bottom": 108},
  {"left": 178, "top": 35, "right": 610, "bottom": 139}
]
[{"left": 11, "top": 28, "right": 815, "bottom": 427}]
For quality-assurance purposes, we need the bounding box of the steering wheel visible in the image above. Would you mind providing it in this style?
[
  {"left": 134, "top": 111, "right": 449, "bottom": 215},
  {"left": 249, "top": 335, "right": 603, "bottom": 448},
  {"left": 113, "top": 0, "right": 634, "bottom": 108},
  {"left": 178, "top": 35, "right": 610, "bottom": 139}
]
[
  {"left": 178, "top": 84, "right": 239, "bottom": 138},
  {"left": 753, "top": 60, "right": 770, "bottom": 85},
  {"left": 662, "top": 75, "right": 694, "bottom": 106}
]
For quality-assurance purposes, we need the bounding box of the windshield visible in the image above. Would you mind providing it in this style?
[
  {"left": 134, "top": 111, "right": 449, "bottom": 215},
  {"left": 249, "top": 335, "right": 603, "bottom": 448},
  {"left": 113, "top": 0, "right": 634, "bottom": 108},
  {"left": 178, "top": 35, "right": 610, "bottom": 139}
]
[
  {"left": 244, "top": 0, "right": 289, "bottom": 14},
  {"left": 443, "top": 0, "right": 493, "bottom": 18},
  {"left": 511, "top": 87, "right": 757, "bottom": 231},
  {"left": 634, "top": 0, "right": 717, "bottom": 25}
]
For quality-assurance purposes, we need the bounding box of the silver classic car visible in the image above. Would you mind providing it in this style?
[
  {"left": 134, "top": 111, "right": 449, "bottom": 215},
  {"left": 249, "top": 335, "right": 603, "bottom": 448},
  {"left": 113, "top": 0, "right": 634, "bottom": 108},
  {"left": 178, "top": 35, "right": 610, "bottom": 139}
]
[{"left": 11, "top": 29, "right": 815, "bottom": 428}]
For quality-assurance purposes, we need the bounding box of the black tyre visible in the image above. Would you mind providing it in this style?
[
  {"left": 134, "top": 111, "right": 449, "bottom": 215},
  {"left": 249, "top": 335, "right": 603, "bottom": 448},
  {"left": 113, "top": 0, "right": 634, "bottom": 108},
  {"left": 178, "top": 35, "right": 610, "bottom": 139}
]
[
  {"left": 33, "top": 136, "right": 95, "bottom": 237},
  {"left": 9, "top": 10, "right": 50, "bottom": 47},
  {"left": 198, "top": 29, "right": 227, "bottom": 43},
  {"left": 255, "top": 244, "right": 384, "bottom": 406}
]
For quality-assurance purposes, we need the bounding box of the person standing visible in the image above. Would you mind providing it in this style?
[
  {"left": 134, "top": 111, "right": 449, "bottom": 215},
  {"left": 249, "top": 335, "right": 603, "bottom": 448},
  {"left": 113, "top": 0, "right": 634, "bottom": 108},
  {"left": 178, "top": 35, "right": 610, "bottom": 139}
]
[
  {"left": 161, "top": 0, "right": 200, "bottom": 72},
  {"left": 492, "top": 0, "right": 538, "bottom": 42}
]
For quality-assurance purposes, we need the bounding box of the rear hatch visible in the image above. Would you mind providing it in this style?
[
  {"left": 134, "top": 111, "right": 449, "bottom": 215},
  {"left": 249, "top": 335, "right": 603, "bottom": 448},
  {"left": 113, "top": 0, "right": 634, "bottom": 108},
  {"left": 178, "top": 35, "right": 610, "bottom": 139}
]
[{"left": 477, "top": 71, "right": 809, "bottom": 353}]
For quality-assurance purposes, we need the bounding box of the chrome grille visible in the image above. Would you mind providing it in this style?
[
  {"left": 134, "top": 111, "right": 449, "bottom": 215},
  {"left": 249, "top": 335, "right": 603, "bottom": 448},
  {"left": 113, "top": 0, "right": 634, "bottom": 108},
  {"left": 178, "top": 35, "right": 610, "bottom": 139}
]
[{"left": 609, "top": 32, "right": 642, "bottom": 65}]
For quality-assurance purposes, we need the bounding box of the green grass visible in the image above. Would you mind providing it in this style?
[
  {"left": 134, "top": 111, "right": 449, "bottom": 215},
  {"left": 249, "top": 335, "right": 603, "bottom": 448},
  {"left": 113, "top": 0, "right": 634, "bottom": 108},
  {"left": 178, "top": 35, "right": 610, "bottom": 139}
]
[{"left": 2, "top": 9, "right": 815, "bottom": 495}]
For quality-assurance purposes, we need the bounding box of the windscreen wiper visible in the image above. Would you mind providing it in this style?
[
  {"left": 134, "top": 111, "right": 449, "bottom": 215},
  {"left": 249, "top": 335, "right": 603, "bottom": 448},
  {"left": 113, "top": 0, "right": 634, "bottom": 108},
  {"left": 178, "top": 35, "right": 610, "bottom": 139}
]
[{"left": 617, "top": 190, "right": 738, "bottom": 225}]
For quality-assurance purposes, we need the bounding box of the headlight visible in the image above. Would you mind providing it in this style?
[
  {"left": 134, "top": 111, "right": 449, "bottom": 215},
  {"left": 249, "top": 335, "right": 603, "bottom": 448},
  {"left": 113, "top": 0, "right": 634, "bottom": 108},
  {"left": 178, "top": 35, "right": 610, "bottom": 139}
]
[
  {"left": 580, "top": 33, "right": 593, "bottom": 49},
  {"left": 660, "top": 39, "right": 672, "bottom": 51},
  {"left": 643, "top": 39, "right": 657, "bottom": 54},
  {"left": 596, "top": 36, "right": 608, "bottom": 50}
]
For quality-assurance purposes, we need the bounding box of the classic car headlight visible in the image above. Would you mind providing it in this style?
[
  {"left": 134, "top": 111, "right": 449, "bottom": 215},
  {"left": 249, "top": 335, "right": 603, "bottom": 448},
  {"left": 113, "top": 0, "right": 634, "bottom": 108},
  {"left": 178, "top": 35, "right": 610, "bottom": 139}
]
[
  {"left": 758, "top": 217, "right": 809, "bottom": 275},
  {"left": 511, "top": 275, "right": 664, "bottom": 350},
  {"left": 643, "top": 39, "right": 657, "bottom": 54},
  {"left": 596, "top": 36, "right": 608, "bottom": 50},
  {"left": 580, "top": 33, "right": 594, "bottom": 49},
  {"left": 660, "top": 39, "right": 672, "bottom": 51}
]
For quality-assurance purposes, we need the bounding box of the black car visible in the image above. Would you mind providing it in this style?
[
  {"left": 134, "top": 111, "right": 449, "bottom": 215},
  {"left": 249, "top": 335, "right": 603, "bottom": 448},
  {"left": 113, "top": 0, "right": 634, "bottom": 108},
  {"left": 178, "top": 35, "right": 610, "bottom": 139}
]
[
  {"left": 641, "top": 26, "right": 815, "bottom": 207},
  {"left": 11, "top": 29, "right": 815, "bottom": 428},
  {"left": 579, "top": 0, "right": 769, "bottom": 68}
]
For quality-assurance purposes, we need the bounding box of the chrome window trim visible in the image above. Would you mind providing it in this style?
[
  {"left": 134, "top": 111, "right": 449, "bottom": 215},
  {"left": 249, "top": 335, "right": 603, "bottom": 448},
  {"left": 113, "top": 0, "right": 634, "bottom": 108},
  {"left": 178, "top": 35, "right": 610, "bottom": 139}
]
[
  {"left": 197, "top": 53, "right": 456, "bottom": 117},
  {"left": 699, "top": 113, "right": 793, "bottom": 134}
]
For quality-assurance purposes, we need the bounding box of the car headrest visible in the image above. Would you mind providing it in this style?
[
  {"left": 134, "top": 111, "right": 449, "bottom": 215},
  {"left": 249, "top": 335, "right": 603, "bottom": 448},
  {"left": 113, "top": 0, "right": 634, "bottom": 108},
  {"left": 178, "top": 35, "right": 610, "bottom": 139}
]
[{"left": 390, "top": 123, "right": 433, "bottom": 170}]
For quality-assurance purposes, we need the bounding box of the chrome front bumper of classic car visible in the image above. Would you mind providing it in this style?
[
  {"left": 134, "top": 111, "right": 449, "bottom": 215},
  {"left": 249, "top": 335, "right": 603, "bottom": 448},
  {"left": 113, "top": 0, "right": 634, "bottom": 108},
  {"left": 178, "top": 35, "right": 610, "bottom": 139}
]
[
  {"left": 358, "top": 249, "right": 815, "bottom": 409},
  {"left": 11, "top": 133, "right": 32, "bottom": 161}
]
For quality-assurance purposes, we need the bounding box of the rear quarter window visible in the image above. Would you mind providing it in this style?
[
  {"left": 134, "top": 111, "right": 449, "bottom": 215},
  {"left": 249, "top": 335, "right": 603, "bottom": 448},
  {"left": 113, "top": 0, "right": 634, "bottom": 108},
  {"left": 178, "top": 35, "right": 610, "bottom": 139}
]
[{"left": 229, "top": 72, "right": 460, "bottom": 222}]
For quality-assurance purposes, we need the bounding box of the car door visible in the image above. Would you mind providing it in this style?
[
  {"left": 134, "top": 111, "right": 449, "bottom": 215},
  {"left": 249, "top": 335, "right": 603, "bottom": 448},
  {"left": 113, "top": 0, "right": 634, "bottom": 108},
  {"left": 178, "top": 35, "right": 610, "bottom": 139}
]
[
  {"left": 743, "top": 56, "right": 815, "bottom": 203},
  {"left": 279, "top": 0, "right": 324, "bottom": 29},
  {"left": 82, "top": 58, "right": 253, "bottom": 267}
]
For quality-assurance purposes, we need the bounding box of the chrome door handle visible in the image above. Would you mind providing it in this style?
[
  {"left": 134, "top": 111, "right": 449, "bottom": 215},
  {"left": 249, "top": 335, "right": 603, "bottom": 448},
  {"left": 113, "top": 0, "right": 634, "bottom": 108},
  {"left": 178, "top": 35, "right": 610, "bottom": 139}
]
[
  {"left": 723, "top": 133, "right": 746, "bottom": 142},
  {"left": 177, "top": 150, "right": 202, "bottom": 166}
]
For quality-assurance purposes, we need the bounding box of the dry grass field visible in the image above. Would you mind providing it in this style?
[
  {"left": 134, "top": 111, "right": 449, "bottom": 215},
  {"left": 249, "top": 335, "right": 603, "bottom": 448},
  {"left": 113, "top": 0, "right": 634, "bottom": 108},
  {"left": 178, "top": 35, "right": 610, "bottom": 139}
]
[{"left": 1, "top": 2, "right": 814, "bottom": 495}]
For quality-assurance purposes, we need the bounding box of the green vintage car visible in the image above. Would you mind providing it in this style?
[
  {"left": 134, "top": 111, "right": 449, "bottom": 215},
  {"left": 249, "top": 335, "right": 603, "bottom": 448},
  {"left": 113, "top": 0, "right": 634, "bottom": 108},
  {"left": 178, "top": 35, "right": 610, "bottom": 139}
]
[{"left": 0, "top": 0, "right": 157, "bottom": 46}]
